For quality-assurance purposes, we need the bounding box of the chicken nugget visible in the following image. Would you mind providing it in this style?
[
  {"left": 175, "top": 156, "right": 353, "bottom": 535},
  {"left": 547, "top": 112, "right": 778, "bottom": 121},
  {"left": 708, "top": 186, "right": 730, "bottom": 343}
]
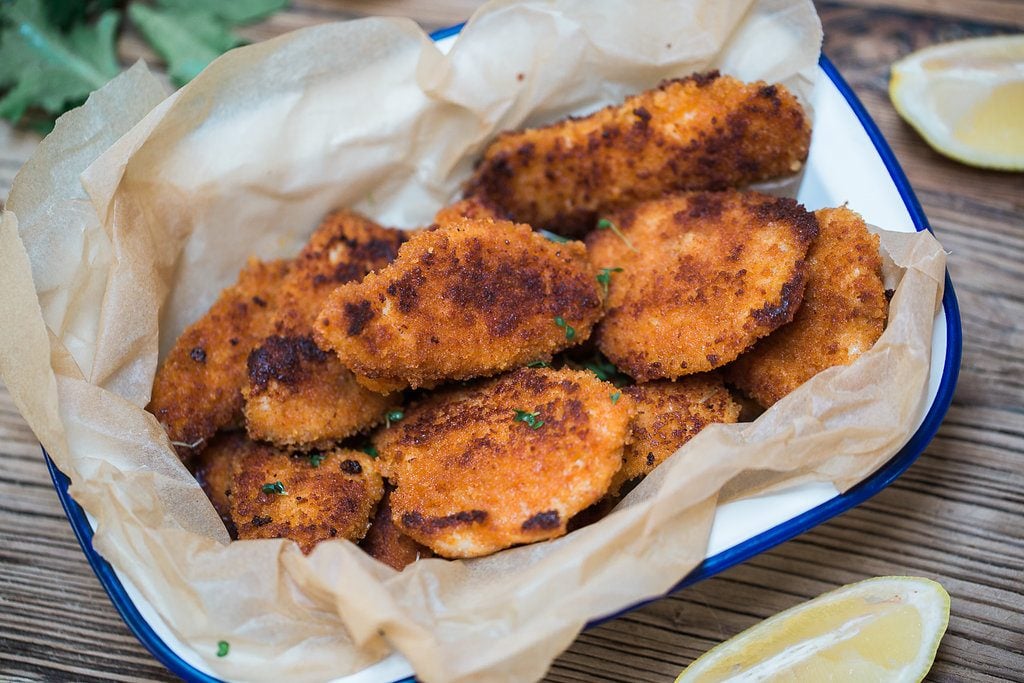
[
  {"left": 588, "top": 190, "right": 818, "bottom": 381},
  {"left": 359, "top": 485, "right": 433, "bottom": 571},
  {"left": 725, "top": 206, "right": 887, "bottom": 407},
  {"left": 610, "top": 375, "right": 741, "bottom": 494},
  {"left": 230, "top": 442, "right": 383, "bottom": 553},
  {"left": 465, "top": 71, "right": 810, "bottom": 236},
  {"left": 149, "top": 258, "right": 290, "bottom": 460},
  {"left": 192, "top": 431, "right": 247, "bottom": 532},
  {"left": 315, "top": 219, "right": 603, "bottom": 390},
  {"left": 242, "top": 211, "right": 405, "bottom": 447},
  {"left": 374, "top": 368, "right": 635, "bottom": 558}
]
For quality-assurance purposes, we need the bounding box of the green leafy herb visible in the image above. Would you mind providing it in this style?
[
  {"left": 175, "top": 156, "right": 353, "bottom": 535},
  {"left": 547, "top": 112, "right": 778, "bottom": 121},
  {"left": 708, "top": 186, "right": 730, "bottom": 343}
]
[
  {"left": 261, "top": 481, "right": 286, "bottom": 495},
  {"left": 308, "top": 452, "right": 325, "bottom": 468},
  {"left": 216, "top": 640, "right": 229, "bottom": 657},
  {"left": 129, "top": 0, "right": 287, "bottom": 86},
  {"left": 0, "top": 0, "right": 289, "bottom": 128},
  {"left": 596, "top": 266, "right": 623, "bottom": 297},
  {"left": 554, "top": 316, "right": 576, "bottom": 341},
  {"left": 385, "top": 409, "right": 404, "bottom": 427},
  {"left": 538, "top": 229, "right": 571, "bottom": 243},
  {"left": 361, "top": 444, "right": 379, "bottom": 458},
  {"left": 513, "top": 409, "right": 544, "bottom": 430},
  {"left": 595, "top": 218, "right": 637, "bottom": 252},
  {"left": 0, "top": 0, "right": 121, "bottom": 123},
  {"left": 610, "top": 391, "right": 621, "bottom": 404},
  {"left": 527, "top": 359, "right": 550, "bottom": 368}
]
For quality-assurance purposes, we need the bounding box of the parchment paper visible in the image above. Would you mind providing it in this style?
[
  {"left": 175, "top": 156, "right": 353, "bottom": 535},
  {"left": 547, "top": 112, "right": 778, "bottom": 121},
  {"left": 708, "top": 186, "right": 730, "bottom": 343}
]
[{"left": 0, "top": 1, "right": 949, "bottom": 681}]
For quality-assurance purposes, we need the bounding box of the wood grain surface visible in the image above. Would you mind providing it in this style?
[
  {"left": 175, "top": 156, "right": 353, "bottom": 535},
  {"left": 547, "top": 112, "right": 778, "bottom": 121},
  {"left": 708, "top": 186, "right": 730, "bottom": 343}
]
[{"left": 1, "top": 1, "right": 1022, "bottom": 681}]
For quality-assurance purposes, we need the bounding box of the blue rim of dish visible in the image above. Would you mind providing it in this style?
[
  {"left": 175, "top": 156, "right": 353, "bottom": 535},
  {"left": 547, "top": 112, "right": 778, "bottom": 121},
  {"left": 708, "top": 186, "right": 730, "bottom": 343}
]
[{"left": 40, "top": 25, "right": 962, "bottom": 683}]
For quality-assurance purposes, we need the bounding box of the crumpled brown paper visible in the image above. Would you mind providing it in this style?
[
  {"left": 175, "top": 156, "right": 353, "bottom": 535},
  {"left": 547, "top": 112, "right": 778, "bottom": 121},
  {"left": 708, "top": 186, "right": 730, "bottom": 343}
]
[{"left": 0, "top": 0, "right": 949, "bottom": 681}]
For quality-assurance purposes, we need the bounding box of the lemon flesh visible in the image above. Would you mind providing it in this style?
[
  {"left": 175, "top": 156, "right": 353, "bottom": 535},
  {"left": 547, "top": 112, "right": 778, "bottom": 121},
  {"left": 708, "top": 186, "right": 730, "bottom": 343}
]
[
  {"left": 889, "top": 35, "right": 1024, "bottom": 171},
  {"left": 677, "top": 576, "right": 950, "bottom": 682}
]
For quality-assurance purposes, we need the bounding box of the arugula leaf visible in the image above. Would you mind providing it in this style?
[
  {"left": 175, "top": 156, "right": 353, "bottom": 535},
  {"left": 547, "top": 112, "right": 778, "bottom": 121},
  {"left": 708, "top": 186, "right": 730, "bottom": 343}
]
[
  {"left": 129, "top": 0, "right": 287, "bottom": 86},
  {"left": 0, "top": 0, "right": 120, "bottom": 122}
]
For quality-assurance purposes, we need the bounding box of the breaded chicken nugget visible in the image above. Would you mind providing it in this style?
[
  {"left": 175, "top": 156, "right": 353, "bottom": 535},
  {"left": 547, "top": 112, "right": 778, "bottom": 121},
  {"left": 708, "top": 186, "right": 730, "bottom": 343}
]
[
  {"left": 374, "top": 368, "right": 635, "bottom": 558},
  {"left": 315, "top": 219, "right": 603, "bottom": 390},
  {"left": 465, "top": 72, "right": 811, "bottom": 236},
  {"left": 610, "top": 375, "right": 741, "bottom": 494},
  {"left": 149, "top": 258, "right": 291, "bottom": 460},
  {"left": 230, "top": 442, "right": 383, "bottom": 553},
  {"left": 242, "top": 211, "right": 405, "bottom": 447},
  {"left": 725, "top": 206, "right": 887, "bottom": 407},
  {"left": 360, "top": 486, "right": 433, "bottom": 570},
  {"left": 192, "top": 431, "right": 247, "bottom": 532},
  {"left": 588, "top": 191, "right": 818, "bottom": 381}
]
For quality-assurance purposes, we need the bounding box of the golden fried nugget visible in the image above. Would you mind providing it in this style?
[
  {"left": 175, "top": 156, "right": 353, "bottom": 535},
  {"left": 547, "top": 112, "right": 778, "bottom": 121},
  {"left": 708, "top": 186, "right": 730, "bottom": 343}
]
[
  {"left": 242, "top": 211, "right": 405, "bottom": 447},
  {"left": 149, "top": 258, "right": 290, "bottom": 460},
  {"left": 588, "top": 190, "right": 818, "bottom": 381},
  {"left": 230, "top": 443, "right": 383, "bottom": 554},
  {"left": 192, "top": 431, "right": 247, "bottom": 531},
  {"left": 244, "top": 335, "right": 396, "bottom": 448},
  {"left": 359, "top": 486, "right": 433, "bottom": 570},
  {"left": 374, "top": 368, "right": 635, "bottom": 558},
  {"left": 315, "top": 219, "right": 603, "bottom": 390},
  {"left": 610, "top": 375, "right": 741, "bottom": 494},
  {"left": 465, "top": 71, "right": 810, "bottom": 236},
  {"left": 725, "top": 206, "right": 887, "bottom": 407},
  {"left": 433, "top": 196, "right": 508, "bottom": 225}
]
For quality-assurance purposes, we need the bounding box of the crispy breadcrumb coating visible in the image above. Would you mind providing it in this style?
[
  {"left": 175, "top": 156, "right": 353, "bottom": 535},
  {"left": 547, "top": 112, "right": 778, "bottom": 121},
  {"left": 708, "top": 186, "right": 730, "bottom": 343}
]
[
  {"left": 148, "top": 258, "right": 291, "bottom": 460},
  {"left": 359, "top": 486, "right": 434, "bottom": 570},
  {"left": 610, "top": 375, "right": 741, "bottom": 494},
  {"left": 725, "top": 206, "right": 887, "bottom": 407},
  {"left": 314, "top": 219, "right": 603, "bottom": 390},
  {"left": 587, "top": 190, "right": 818, "bottom": 381},
  {"left": 242, "top": 211, "right": 405, "bottom": 447},
  {"left": 230, "top": 443, "right": 383, "bottom": 554},
  {"left": 373, "top": 368, "right": 635, "bottom": 558},
  {"left": 433, "top": 196, "right": 508, "bottom": 225},
  {"left": 465, "top": 71, "right": 811, "bottom": 236}
]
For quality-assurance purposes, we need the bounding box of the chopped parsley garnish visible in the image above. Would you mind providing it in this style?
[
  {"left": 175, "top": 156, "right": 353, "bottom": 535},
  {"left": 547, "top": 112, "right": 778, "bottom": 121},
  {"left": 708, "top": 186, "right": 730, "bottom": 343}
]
[
  {"left": 554, "top": 316, "right": 576, "bottom": 341},
  {"left": 513, "top": 409, "right": 545, "bottom": 430},
  {"left": 261, "top": 481, "right": 286, "bottom": 495},
  {"left": 583, "top": 356, "right": 619, "bottom": 382},
  {"left": 596, "top": 267, "right": 624, "bottom": 297},
  {"left": 308, "top": 452, "right": 326, "bottom": 468},
  {"left": 538, "top": 229, "right": 571, "bottom": 243},
  {"left": 527, "top": 359, "right": 550, "bottom": 368},
  {"left": 216, "top": 640, "right": 230, "bottom": 657},
  {"left": 610, "top": 391, "right": 621, "bottom": 404},
  {"left": 385, "top": 409, "right": 404, "bottom": 427},
  {"left": 361, "top": 444, "right": 379, "bottom": 458},
  {"left": 596, "top": 218, "right": 637, "bottom": 252}
]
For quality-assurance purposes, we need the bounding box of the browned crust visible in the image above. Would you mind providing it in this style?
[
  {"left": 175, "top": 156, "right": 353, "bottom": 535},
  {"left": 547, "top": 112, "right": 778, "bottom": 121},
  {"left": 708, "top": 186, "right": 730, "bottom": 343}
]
[
  {"left": 587, "top": 190, "right": 818, "bottom": 381},
  {"left": 242, "top": 335, "right": 396, "bottom": 448},
  {"left": 610, "top": 375, "right": 741, "bottom": 493},
  {"left": 191, "top": 431, "right": 248, "bottom": 534},
  {"left": 373, "top": 368, "right": 635, "bottom": 558},
  {"left": 229, "top": 443, "right": 383, "bottom": 554},
  {"left": 725, "top": 206, "right": 887, "bottom": 407},
  {"left": 465, "top": 71, "right": 811, "bottom": 236},
  {"left": 148, "top": 258, "right": 291, "bottom": 461},
  {"left": 314, "top": 219, "right": 603, "bottom": 389}
]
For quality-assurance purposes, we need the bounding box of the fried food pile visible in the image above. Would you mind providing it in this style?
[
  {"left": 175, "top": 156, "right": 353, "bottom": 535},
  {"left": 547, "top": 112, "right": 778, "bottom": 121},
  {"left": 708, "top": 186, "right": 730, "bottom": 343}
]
[{"left": 148, "top": 73, "right": 887, "bottom": 566}]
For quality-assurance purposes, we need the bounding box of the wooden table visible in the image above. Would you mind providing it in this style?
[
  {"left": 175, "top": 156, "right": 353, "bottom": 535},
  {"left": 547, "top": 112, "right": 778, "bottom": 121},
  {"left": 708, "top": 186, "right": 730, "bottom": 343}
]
[{"left": 1, "top": 1, "right": 1021, "bottom": 681}]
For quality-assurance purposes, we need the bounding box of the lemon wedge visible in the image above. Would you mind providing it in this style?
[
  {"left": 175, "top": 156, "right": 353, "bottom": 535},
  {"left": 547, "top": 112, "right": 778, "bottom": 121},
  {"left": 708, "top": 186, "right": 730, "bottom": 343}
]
[
  {"left": 677, "top": 576, "right": 950, "bottom": 682},
  {"left": 889, "top": 35, "right": 1024, "bottom": 171}
]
